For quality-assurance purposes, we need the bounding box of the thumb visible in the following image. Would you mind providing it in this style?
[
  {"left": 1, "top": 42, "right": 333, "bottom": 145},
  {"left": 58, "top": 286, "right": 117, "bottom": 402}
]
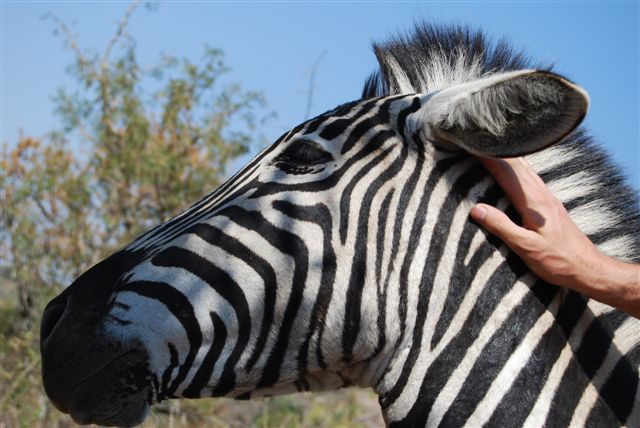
[{"left": 470, "top": 203, "right": 528, "bottom": 243}]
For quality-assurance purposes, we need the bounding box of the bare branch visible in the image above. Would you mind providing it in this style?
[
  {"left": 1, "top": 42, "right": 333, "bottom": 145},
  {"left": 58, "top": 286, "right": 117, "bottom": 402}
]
[
  {"left": 304, "top": 50, "right": 327, "bottom": 120},
  {"left": 45, "top": 13, "right": 89, "bottom": 65},
  {"left": 101, "top": 0, "right": 143, "bottom": 68},
  {"left": 33, "top": 198, "right": 56, "bottom": 224},
  {"left": 77, "top": 124, "right": 98, "bottom": 144}
]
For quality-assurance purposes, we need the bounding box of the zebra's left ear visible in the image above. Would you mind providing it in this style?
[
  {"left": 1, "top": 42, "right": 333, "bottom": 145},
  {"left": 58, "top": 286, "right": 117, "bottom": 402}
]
[{"left": 419, "top": 70, "right": 589, "bottom": 157}]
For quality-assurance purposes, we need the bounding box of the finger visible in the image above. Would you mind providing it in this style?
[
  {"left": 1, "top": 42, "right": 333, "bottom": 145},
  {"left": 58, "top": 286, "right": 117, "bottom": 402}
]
[
  {"left": 478, "top": 157, "right": 557, "bottom": 211},
  {"left": 478, "top": 158, "right": 534, "bottom": 205},
  {"left": 470, "top": 203, "right": 530, "bottom": 244},
  {"left": 479, "top": 157, "right": 538, "bottom": 183}
]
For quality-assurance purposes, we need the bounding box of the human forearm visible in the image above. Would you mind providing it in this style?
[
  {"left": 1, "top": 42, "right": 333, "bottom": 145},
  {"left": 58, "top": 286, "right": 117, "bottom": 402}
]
[{"left": 575, "top": 254, "right": 640, "bottom": 319}]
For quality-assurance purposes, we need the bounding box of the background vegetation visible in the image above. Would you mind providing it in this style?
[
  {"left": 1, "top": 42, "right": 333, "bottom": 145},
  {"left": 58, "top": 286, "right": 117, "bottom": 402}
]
[{"left": 0, "top": 3, "right": 381, "bottom": 427}]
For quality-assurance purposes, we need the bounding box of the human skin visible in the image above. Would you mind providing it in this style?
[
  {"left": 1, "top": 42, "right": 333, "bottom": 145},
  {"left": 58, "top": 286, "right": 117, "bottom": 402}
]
[{"left": 469, "top": 157, "right": 640, "bottom": 319}]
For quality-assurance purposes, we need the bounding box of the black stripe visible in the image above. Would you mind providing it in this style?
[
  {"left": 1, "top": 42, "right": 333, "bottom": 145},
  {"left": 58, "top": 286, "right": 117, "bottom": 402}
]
[
  {"left": 576, "top": 317, "right": 614, "bottom": 379},
  {"left": 155, "top": 177, "right": 260, "bottom": 249},
  {"left": 271, "top": 200, "right": 336, "bottom": 372},
  {"left": 297, "top": 377, "right": 311, "bottom": 391},
  {"left": 302, "top": 107, "right": 340, "bottom": 135},
  {"left": 376, "top": 137, "right": 429, "bottom": 358},
  {"left": 107, "top": 315, "right": 131, "bottom": 326},
  {"left": 342, "top": 139, "right": 408, "bottom": 361},
  {"left": 330, "top": 99, "right": 364, "bottom": 117},
  {"left": 183, "top": 312, "right": 228, "bottom": 397},
  {"left": 383, "top": 161, "right": 481, "bottom": 409},
  {"left": 185, "top": 223, "right": 277, "bottom": 372},
  {"left": 597, "top": 309, "right": 630, "bottom": 333},
  {"left": 430, "top": 182, "right": 503, "bottom": 348},
  {"left": 340, "top": 97, "right": 401, "bottom": 154},
  {"left": 372, "top": 189, "right": 395, "bottom": 357},
  {"left": 626, "top": 342, "right": 640, "bottom": 365},
  {"left": 116, "top": 280, "right": 202, "bottom": 397},
  {"left": 302, "top": 98, "right": 371, "bottom": 136},
  {"left": 595, "top": 346, "right": 639, "bottom": 424},
  {"left": 387, "top": 259, "right": 517, "bottom": 426},
  {"left": 392, "top": 151, "right": 463, "bottom": 350},
  {"left": 584, "top": 394, "right": 623, "bottom": 427},
  {"left": 151, "top": 247, "right": 252, "bottom": 396},
  {"left": 379, "top": 151, "right": 444, "bottom": 380},
  {"left": 538, "top": 293, "right": 590, "bottom": 427},
  {"left": 390, "top": 245, "right": 532, "bottom": 425},
  {"left": 217, "top": 206, "right": 309, "bottom": 388},
  {"left": 454, "top": 282, "right": 562, "bottom": 427},
  {"left": 319, "top": 118, "right": 353, "bottom": 141},
  {"left": 338, "top": 130, "right": 398, "bottom": 244},
  {"left": 396, "top": 97, "right": 421, "bottom": 140},
  {"left": 159, "top": 342, "right": 179, "bottom": 400},
  {"left": 143, "top": 173, "right": 257, "bottom": 250}
]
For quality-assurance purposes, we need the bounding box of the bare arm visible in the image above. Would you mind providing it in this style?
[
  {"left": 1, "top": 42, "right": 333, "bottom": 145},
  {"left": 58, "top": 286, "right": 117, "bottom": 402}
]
[{"left": 469, "top": 157, "right": 640, "bottom": 319}]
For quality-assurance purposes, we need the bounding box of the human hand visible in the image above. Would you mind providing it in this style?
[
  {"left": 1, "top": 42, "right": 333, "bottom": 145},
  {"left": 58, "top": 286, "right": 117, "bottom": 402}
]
[{"left": 469, "top": 157, "right": 640, "bottom": 318}]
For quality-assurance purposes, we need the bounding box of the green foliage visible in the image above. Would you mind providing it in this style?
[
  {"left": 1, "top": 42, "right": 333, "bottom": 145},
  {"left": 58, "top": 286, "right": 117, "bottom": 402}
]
[
  {"left": 1, "top": 4, "right": 267, "bottom": 329},
  {"left": 0, "top": 4, "right": 269, "bottom": 426}
]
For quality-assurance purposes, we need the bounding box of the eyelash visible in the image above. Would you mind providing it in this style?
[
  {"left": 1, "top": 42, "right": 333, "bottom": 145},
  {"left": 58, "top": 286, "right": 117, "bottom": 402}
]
[{"left": 274, "top": 140, "right": 333, "bottom": 166}]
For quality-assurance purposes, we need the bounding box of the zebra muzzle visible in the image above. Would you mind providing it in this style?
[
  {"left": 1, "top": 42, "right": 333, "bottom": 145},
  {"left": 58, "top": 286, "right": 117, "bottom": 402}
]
[{"left": 41, "top": 282, "right": 154, "bottom": 427}]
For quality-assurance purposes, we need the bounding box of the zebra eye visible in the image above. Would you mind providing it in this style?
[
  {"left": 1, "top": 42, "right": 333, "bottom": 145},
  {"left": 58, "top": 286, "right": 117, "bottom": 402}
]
[{"left": 275, "top": 140, "right": 333, "bottom": 166}]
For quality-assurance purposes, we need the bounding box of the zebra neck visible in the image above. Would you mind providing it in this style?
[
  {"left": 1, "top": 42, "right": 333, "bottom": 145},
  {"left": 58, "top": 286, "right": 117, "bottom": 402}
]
[{"left": 365, "top": 154, "right": 515, "bottom": 424}]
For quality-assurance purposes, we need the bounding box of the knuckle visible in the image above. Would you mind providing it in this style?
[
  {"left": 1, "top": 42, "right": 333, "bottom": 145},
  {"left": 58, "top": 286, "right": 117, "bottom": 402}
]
[{"left": 515, "top": 233, "right": 543, "bottom": 254}]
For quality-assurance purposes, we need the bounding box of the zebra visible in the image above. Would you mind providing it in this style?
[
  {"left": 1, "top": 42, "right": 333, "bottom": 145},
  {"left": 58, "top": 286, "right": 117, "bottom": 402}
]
[{"left": 40, "top": 24, "right": 639, "bottom": 427}]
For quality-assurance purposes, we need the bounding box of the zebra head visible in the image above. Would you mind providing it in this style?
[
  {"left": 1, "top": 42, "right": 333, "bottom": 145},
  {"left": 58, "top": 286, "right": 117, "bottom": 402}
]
[
  {"left": 40, "top": 67, "right": 588, "bottom": 426},
  {"left": 48, "top": 18, "right": 640, "bottom": 426}
]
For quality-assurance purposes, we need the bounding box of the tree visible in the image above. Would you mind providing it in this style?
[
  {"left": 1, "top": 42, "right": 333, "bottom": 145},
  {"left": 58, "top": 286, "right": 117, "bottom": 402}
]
[
  {"left": 0, "top": 3, "right": 268, "bottom": 425},
  {"left": 1, "top": 2, "right": 267, "bottom": 328}
]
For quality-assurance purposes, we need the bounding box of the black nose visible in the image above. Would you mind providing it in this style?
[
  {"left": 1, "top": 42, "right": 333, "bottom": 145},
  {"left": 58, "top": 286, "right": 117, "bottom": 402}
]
[{"left": 41, "top": 298, "right": 67, "bottom": 343}]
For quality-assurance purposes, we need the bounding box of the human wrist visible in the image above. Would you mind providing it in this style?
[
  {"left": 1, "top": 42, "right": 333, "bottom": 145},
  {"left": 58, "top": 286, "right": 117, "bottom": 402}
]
[
  {"left": 571, "top": 250, "right": 640, "bottom": 317},
  {"left": 556, "top": 245, "right": 603, "bottom": 292}
]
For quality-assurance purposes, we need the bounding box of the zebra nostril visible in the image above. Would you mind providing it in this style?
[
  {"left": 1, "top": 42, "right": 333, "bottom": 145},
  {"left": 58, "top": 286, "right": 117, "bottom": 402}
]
[{"left": 41, "top": 300, "right": 67, "bottom": 343}]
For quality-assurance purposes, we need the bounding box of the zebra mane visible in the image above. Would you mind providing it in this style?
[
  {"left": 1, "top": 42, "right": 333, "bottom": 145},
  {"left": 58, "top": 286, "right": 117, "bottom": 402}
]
[
  {"left": 362, "top": 23, "right": 539, "bottom": 97},
  {"left": 362, "top": 23, "right": 640, "bottom": 262}
]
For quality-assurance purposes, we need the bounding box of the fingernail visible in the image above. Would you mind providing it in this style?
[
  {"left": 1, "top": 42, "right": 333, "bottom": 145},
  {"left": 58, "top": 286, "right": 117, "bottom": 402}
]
[{"left": 471, "top": 205, "right": 488, "bottom": 221}]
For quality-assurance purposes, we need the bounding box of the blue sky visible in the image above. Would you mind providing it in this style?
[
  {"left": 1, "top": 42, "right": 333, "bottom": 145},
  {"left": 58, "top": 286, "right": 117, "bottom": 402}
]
[{"left": 2, "top": 1, "right": 639, "bottom": 189}]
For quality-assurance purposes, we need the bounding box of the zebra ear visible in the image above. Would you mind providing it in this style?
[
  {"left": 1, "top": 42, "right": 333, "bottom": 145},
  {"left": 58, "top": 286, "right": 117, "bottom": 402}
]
[{"left": 422, "top": 70, "right": 589, "bottom": 157}]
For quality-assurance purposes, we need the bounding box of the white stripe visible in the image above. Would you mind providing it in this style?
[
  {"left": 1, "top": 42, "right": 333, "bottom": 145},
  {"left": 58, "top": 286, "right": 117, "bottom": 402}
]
[
  {"left": 358, "top": 154, "right": 437, "bottom": 398},
  {"left": 597, "top": 235, "right": 637, "bottom": 261},
  {"left": 526, "top": 145, "right": 574, "bottom": 174},
  {"left": 568, "top": 382, "right": 600, "bottom": 427},
  {"left": 463, "top": 280, "right": 561, "bottom": 427},
  {"left": 546, "top": 171, "right": 601, "bottom": 202},
  {"left": 523, "top": 336, "right": 575, "bottom": 426},
  {"left": 569, "top": 200, "right": 620, "bottom": 236},
  {"left": 426, "top": 275, "right": 531, "bottom": 427},
  {"left": 545, "top": 308, "right": 605, "bottom": 426},
  {"left": 433, "top": 197, "right": 511, "bottom": 354},
  {"left": 570, "top": 315, "right": 640, "bottom": 426}
]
